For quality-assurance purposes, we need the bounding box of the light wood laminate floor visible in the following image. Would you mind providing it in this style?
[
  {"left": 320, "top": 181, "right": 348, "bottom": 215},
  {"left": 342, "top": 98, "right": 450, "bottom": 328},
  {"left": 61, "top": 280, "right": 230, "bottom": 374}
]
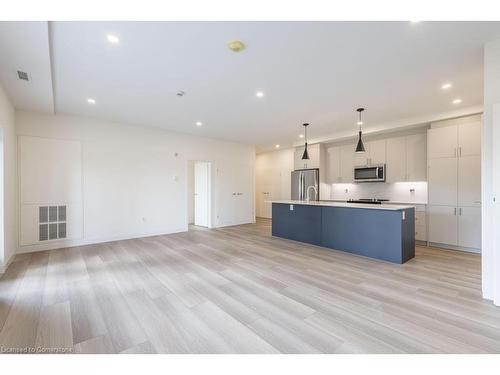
[{"left": 1, "top": 218, "right": 499, "bottom": 354}]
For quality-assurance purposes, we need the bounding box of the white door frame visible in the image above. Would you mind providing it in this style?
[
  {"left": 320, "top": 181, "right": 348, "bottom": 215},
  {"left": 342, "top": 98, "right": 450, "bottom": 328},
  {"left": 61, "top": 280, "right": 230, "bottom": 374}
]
[{"left": 188, "top": 160, "right": 212, "bottom": 228}]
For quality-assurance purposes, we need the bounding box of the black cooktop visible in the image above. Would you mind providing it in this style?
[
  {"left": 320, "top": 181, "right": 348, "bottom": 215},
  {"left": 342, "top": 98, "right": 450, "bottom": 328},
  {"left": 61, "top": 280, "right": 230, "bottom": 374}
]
[{"left": 347, "top": 198, "right": 390, "bottom": 205}]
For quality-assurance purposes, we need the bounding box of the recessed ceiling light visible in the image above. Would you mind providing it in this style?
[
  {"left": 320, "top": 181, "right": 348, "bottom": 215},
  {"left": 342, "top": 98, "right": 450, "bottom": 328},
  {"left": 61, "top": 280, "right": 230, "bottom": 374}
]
[
  {"left": 256, "top": 91, "right": 264, "bottom": 98},
  {"left": 107, "top": 34, "right": 120, "bottom": 44},
  {"left": 228, "top": 40, "right": 246, "bottom": 52},
  {"left": 452, "top": 98, "right": 462, "bottom": 104},
  {"left": 410, "top": 21, "right": 421, "bottom": 23},
  {"left": 196, "top": 121, "right": 203, "bottom": 127},
  {"left": 87, "top": 98, "right": 96, "bottom": 104},
  {"left": 275, "top": 144, "right": 280, "bottom": 149},
  {"left": 441, "top": 83, "right": 452, "bottom": 90},
  {"left": 299, "top": 134, "right": 304, "bottom": 138}
]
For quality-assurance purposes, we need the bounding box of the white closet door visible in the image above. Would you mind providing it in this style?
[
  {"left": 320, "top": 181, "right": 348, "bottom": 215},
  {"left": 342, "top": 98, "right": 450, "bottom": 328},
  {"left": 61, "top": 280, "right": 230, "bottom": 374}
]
[
  {"left": 428, "top": 157, "right": 458, "bottom": 206},
  {"left": 458, "top": 207, "right": 481, "bottom": 249},
  {"left": 428, "top": 205, "right": 458, "bottom": 246},
  {"left": 406, "top": 133, "right": 427, "bottom": 181},
  {"left": 458, "top": 155, "right": 481, "bottom": 207},
  {"left": 386, "top": 136, "right": 406, "bottom": 182},
  {"left": 427, "top": 126, "right": 457, "bottom": 159},
  {"left": 458, "top": 121, "right": 481, "bottom": 157},
  {"left": 326, "top": 146, "right": 341, "bottom": 183},
  {"left": 234, "top": 164, "right": 254, "bottom": 224},
  {"left": 194, "top": 162, "right": 209, "bottom": 227}
]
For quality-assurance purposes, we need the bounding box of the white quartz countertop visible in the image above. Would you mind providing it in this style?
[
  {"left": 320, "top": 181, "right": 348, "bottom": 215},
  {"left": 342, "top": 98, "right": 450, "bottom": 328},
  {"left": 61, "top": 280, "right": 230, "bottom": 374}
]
[{"left": 269, "top": 200, "right": 415, "bottom": 211}]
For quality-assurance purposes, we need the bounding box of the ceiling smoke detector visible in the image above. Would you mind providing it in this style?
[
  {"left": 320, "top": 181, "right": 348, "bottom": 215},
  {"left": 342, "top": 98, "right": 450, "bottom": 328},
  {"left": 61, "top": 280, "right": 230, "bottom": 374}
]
[
  {"left": 228, "top": 40, "right": 246, "bottom": 52},
  {"left": 176, "top": 90, "right": 186, "bottom": 97},
  {"left": 17, "top": 70, "right": 29, "bottom": 81}
]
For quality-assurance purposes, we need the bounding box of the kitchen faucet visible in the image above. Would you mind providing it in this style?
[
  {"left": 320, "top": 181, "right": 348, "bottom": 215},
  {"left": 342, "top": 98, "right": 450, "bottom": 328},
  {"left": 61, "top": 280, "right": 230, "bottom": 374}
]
[{"left": 306, "top": 185, "right": 318, "bottom": 201}]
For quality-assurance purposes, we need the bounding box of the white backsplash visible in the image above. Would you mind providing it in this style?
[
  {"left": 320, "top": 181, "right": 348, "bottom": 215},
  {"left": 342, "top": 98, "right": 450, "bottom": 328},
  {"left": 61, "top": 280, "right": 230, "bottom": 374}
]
[{"left": 329, "top": 181, "right": 428, "bottom": 204}]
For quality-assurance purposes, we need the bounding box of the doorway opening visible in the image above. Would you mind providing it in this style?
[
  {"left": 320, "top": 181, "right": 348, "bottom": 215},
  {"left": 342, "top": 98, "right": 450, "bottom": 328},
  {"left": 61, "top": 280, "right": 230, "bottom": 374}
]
[{"left": 187, "top": 161, "right": 212, "bottom": 229}]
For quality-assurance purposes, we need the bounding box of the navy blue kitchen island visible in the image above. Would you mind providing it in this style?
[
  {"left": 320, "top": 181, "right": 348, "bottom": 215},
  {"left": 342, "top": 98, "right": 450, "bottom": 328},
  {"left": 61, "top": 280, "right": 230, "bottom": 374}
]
[{"left": 271, "top": 201, "right": 415, "bottom": 264}]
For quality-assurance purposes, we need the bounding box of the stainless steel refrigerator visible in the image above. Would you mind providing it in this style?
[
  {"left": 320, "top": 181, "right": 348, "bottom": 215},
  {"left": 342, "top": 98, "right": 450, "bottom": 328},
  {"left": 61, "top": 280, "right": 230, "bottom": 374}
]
[{"left": 291, "top": 169, "right": 319, "bottom": 201}]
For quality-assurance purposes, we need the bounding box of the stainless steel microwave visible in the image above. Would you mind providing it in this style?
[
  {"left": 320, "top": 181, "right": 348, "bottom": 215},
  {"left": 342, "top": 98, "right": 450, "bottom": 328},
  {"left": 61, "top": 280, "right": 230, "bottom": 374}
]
[{"left": 354, "top": 164, "right": 386, "bottom": 182}]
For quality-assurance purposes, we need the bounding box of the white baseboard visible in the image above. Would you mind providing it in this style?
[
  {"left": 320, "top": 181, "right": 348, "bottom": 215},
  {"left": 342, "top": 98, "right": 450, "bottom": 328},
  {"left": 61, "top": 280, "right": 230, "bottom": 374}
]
[
  {"left": 17, "top": 227, "right": 188, "bottom": 254},
  {"left": 0, "top": 253, "right": 15, "bottom": 275},
  {"left": 428, "top": 242, "right": 481, "bottom": 254},
  {"left": 16, "top": 219, "right": 255, "bottom": 255}
]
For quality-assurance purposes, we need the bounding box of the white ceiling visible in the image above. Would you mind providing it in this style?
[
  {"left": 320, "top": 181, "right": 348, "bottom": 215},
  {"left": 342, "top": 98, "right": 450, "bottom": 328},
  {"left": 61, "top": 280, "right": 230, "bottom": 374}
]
[
  {"left": 1, "top": 21, "right": 500, "bottom": 151},
  {"left": 0, "top": 21, "right": 53, "bottom": 113}
]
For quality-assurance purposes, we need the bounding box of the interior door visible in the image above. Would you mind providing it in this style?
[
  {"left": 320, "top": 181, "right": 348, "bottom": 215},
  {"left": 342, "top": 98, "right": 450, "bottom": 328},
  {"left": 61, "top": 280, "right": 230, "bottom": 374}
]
[
  {"left": 194, "top": 162, "right": 209, "bottom": 227},
  {"left": 427, "top": 205, "right": 458, "bottom": 246},
  {"left": 234, "top": 164, "right": 254, "bottom": 224}
]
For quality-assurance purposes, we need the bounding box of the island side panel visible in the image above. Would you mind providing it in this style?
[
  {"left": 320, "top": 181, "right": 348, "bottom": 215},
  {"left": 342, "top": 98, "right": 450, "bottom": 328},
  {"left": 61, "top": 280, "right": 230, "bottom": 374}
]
[
  {"left": 401, "top": 208, "right": 416, "bottom": 263},
  {"left": 321, "top": 206, "right": 409, "bottom": 263},
  {"left": 272, "top": 203, "right": 322, "bottom": 246}
]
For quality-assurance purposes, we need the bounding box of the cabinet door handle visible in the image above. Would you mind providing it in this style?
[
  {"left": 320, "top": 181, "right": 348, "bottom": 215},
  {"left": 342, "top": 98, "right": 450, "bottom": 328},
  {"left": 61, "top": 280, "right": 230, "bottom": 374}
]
[
  {"left": 459, "top": 207, "right": 462, "bottom": 216},
  {"left": 454, "top": 207, "right": 457, "bottom": 216}
]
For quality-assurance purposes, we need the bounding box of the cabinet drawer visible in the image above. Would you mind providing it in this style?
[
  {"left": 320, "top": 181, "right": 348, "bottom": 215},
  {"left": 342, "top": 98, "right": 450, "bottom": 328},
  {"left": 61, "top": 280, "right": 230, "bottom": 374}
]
[
  {"left": 415, "top": 211, "right": 426, "bottom": 225},
  {"left": 415, "top": 224, "right": 427, "bottom": 241}
]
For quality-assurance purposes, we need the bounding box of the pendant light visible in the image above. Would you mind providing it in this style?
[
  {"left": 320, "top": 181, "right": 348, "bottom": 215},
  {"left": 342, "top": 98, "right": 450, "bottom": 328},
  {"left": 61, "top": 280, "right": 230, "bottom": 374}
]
[
  {"left": 355, "top": 108, "right": 366, "bottom": 153},
  {"left": 301, "top": 123, "right": 310, "bottom": 160}
]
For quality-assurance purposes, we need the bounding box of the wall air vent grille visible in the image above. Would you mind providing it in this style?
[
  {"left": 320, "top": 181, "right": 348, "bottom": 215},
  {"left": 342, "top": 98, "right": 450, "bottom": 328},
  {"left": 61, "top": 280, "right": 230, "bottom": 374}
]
[
  {"left": 38, "top": 205, "right": 67, "bottom": 241},
  {"left": 39, "top": 224, "right": 48, "bottom": 241},
  {"left": 17, "top": 70, "right": 29, "bottom": 81}
]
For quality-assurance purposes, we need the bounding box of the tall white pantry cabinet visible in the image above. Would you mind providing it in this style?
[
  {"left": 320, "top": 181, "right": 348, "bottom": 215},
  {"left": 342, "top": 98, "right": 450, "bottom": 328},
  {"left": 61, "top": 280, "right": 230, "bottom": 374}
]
[{"left": 427, "top": 118, "right": 482, "bottom": 251}]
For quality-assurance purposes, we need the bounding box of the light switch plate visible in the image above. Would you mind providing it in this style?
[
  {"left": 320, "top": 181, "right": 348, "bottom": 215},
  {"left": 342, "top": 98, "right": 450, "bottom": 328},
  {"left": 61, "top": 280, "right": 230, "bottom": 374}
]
[{"left": 290, "top": 204, "right": 294, "bottom": 211}]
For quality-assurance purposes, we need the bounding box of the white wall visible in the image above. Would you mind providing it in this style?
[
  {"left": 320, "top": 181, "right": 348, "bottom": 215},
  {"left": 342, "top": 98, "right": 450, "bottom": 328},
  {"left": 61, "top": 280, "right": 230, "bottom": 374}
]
[
  {"left": 0, "top": 85, "right": 17, "bottom": 272},
  {"left": 16, "top": 110, "right": 255, "bottom": 253},
  {"left": 482, "top": 39, "right": 500, "bottom": 305}
]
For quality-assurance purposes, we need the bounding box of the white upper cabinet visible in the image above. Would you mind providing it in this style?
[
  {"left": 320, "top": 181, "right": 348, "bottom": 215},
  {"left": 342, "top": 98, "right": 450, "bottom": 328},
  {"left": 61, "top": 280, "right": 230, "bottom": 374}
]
[
  {"left": 386, "top": 137, "right": 406, "bottom": 183},
  {"left": 368, "top": 139, "right": 386, "bottom": 165},
  {"left": 340, "top": 144, "right": 355, "bottom": 183},
  {"left": 406, "top": 133, "right": 427, "bottom": 181},
  {"left": 458, "top": 121, "right": 481, "bottom": 157},
  {"left": 353, "top": 139, "right": 386, "bottom": 166},
  {"left": 427, "top": 126, "right": 458, "bottom": 159},
  {"left": 294, "top": 143, "right": 320, "bottom": 170},
  {"left": 385, "top": 134, "right": 426, "bottom": 182},
  {"left": 353, "top": 142, "right": 370, "bottom": 166},
  {"left": 326, "top": 146, "right": 341, "bottom": 183}
]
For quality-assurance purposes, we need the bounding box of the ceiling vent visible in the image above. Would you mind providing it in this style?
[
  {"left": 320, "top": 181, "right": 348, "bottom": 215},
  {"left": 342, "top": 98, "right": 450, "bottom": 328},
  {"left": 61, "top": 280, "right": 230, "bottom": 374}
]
[{"left": 17, "top": 70, "right": 29, "bottom": 81}]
